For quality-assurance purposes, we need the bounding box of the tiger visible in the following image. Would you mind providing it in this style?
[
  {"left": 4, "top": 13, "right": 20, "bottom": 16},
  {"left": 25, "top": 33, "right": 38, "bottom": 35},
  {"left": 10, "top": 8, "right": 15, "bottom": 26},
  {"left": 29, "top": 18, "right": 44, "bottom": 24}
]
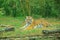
[{"left": 22, "top": 16, "right": 51, "bottom": 30}]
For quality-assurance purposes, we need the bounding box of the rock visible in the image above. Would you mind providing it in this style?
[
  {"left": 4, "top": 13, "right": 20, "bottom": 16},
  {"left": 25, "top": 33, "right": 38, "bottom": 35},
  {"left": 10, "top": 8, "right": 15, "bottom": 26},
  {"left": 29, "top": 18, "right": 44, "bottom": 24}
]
[
  {"left": 42, "top": 29, "right": 60, "bottom": 35},
  {"left": 4, "top": 27, "right": 15, "bottom": 32}
]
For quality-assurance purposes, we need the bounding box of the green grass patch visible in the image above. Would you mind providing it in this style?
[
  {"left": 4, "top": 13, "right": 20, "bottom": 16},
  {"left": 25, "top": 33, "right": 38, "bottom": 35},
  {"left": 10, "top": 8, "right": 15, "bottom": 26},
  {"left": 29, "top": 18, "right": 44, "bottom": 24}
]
[{"left": 0, "top": 16, "right": 60, "bottom": 37}]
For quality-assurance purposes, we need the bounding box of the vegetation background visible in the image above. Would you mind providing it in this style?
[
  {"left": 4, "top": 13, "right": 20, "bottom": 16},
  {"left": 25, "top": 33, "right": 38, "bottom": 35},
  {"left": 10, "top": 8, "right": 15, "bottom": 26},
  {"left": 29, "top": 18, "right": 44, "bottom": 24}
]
[{"left": 0, "top": 0, "right": 60, "bottom": 18}]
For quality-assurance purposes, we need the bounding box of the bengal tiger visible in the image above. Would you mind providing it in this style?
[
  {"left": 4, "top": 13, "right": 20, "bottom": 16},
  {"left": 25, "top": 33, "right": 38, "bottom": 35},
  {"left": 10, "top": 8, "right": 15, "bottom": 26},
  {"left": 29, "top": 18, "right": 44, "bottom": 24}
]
[{"left": 21, "top": 16, "right": 51, "bottom": 30}]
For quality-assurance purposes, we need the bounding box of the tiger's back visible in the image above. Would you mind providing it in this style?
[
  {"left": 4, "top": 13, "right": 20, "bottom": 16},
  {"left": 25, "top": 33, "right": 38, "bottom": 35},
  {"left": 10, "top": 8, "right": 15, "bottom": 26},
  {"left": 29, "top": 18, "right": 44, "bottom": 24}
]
[{"left": 26, "top": 18, "right": 49, "bottom": 30}]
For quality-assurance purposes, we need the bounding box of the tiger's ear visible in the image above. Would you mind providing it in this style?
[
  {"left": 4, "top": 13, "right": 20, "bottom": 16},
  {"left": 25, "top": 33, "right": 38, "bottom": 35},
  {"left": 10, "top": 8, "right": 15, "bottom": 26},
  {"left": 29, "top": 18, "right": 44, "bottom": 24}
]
[{"left": 30, "top": 17, "right": 32, "bottom": 19}]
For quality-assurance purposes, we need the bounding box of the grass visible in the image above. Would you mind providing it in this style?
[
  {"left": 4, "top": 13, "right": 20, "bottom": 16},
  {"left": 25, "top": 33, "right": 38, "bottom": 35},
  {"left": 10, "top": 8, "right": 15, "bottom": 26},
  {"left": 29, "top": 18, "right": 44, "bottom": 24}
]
[
  {"left": 0, "top": 16, "right": 60, "bottom": 38},
  {"left": 0, "top": 16, "right": 25, "bottom": 37}
]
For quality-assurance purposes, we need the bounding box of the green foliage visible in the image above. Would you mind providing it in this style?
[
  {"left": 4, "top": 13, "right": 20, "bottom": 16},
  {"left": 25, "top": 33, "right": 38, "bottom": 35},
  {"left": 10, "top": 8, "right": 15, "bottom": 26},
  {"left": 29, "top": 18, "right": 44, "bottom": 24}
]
[{"left": 0, "top": 0, "right": 60, "bottom": 18}]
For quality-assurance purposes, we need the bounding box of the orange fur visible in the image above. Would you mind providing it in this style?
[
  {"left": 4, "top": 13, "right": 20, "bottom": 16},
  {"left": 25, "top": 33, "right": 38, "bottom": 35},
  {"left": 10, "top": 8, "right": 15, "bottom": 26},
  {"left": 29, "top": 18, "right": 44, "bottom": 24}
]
[{"left": 26, "top": 18, "right": 49, "bottom": 30}]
